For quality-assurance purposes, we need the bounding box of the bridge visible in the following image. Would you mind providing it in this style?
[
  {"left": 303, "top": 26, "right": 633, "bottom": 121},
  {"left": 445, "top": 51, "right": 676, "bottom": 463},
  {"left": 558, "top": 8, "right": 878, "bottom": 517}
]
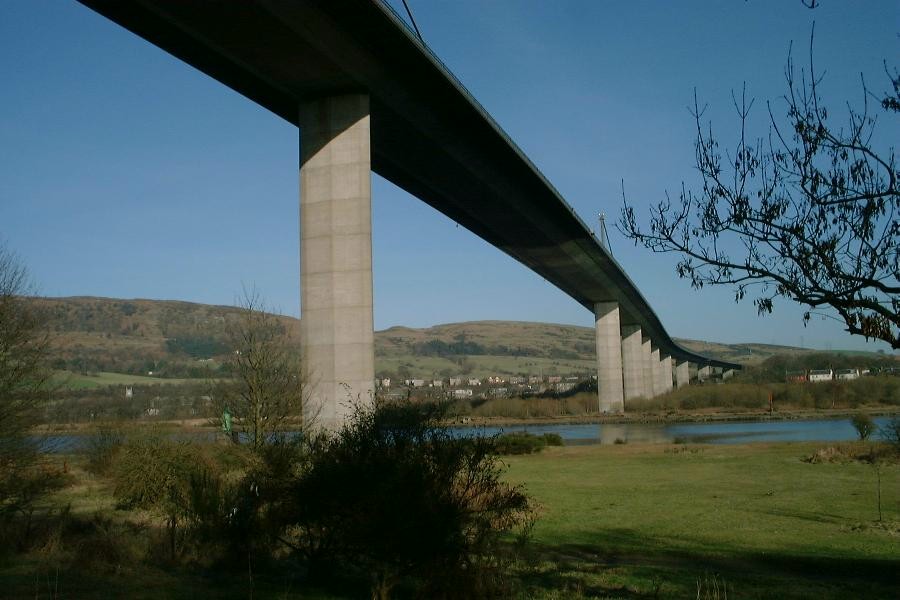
[{"left": 79, "top": 0, "right": 740, "bottom": 428}]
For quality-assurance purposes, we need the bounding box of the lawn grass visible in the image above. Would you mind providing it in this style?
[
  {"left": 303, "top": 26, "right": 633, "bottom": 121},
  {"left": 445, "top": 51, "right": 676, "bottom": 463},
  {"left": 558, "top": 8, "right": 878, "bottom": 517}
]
[
  {"left": 504, "top": 442, "right": 900, "bottom": 598},
  {"left": 2, "top": 442, "right": 897, "bottom": 598}
]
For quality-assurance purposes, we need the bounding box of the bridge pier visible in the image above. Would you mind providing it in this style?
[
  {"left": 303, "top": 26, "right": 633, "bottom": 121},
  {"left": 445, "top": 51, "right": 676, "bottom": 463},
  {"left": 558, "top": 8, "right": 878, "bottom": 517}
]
[
  {"left": 299, "top": 94, "right": 375, "bottom": 430},
  {"left": 675, "top": 360, "right": 690, "bottom": 388},
  {"left": 660, "top": 354, "right": 673, "bottom": 394},
  {"left": 594, "top": 302, "right": 624, "bottom": 413},
  {"left": 698, "top": 365, "right": 711, "bottom": 382},
  {"left": 641, "top": 336, "right": 654, "bottom": 398},
  {"left": 650, "top": 346, "right": 662, "bottom": 396},
  {"left": 620, "top": 325, "right": 644, "bottom": 405}
]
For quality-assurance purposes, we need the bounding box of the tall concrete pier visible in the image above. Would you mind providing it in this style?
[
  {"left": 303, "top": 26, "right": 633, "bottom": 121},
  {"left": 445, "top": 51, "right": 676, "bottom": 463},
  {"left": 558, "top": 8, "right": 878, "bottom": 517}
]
[
  {"left": 594, "top": 302, "right": 624, "bottom": 413},
  {"left": 660, "top": 355, "right": 673, "bottom": 394},
  {"left": 675, "top": 360, "right": 690, "bottom": 388},
  {"left": 641, "top": 337, "right": 654, "bottom": 398},
  {"left": 620, "top": 325, "right": 644, "bottom": 402},
  {"left": 650, "top": 346, "right": 662, "bottom": 396},
  {"left": 299, "top": 94, "right": 375, "bottom": 429},
  {"left": 698, "top": 365, "right": 711, "bottom": 382}
]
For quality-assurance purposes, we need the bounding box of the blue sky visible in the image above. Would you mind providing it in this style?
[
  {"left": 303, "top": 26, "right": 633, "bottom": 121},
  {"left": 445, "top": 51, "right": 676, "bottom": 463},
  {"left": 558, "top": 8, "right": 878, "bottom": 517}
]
[{"left": 1, "top": 1, "right": 897, "bottom": 352}]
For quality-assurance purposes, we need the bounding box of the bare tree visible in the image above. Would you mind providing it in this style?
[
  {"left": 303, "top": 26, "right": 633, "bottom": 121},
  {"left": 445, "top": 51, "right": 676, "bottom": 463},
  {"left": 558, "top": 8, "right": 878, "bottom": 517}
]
[
  {"left": 620, "top": 31, "right": 899, "bottom": 348},
  {"left": 212, "top": 289, "right": 312, "bottom": 449},
  {"left": 0, "top": 241, "right": 53, "bottom": 516}
]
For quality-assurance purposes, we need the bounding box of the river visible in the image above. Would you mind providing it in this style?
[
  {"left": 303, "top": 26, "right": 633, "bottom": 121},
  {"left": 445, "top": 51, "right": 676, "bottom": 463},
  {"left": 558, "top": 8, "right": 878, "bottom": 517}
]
[
  {"left": 38, "top": 416, "right": 895, "bottom": 452},
  {"left": 454, "top": 417, "right": 895, "bottom": 445}
]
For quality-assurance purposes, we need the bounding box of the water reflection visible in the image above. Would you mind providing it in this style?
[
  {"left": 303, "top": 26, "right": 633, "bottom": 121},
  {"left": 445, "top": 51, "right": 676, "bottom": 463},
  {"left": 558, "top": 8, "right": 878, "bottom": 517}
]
[
  {"left": 36, "top": 416, "right": 893, "bottom": 452},
  {"left": 455, "top": 417, "right": 892, "bottom": 445}
]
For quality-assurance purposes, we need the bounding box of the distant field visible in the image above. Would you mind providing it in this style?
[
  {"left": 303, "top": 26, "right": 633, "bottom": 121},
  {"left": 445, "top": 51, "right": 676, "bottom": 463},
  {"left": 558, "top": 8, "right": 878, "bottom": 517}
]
[
  {"left": 375, "top": 354, "right": 596, "bottom": 379},
  {"left": 506, "top": 442, "right": 900, "bottom": 599},
  {"left": 53, "top": 371, "right": 203, "bottom": 390}
]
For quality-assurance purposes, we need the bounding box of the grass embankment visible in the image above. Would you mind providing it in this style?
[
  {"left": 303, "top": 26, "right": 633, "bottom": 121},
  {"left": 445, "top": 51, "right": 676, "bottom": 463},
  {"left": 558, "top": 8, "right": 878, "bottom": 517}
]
[
  {"left": 1, "top": 442, "right": 897, "bottom": 598},
  {"left": 52, "top": 370, "right": 202, "bottom": 390},
  {"left": 505, "top": 442, "right": 900, "bottom": 598}
]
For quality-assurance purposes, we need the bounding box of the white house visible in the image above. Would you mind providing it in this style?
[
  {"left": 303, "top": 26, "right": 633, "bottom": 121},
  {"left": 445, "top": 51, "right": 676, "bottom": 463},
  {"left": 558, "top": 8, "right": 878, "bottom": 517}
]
[
  {"left": 836, "top": 369, "right": 859, "bottom": 380},
  {"left": 809, "top": 369, "right": 834, "bottom": 382}
]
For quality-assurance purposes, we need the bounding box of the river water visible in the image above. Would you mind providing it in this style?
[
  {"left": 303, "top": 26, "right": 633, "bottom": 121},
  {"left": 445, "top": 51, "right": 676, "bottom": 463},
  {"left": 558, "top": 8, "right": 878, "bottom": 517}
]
[
  {"left": 39, "top": 416, "right": 895, "bottom": 452},
  {"left": 454, "top": 417, "right": 895, "bottom": 445}
]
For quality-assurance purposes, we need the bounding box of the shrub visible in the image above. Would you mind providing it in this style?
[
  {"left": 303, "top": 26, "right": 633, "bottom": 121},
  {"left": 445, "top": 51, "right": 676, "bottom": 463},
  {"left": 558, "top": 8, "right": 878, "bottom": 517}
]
[
  {"left": 112, "top": 436, "right": 219, "bottom": 561},
  {"left": 493, "top": 432, "right": 547, "bottom": 455},
  {"left": 84, "top": 425, "right": 124, "bottom": 475},
  {"left": 198, "top": 439, "right": 307, "bottom": 567},
  {"left": 277, "top": 402, "right": 534, "bottom": 599},
  {"left": 850, "top": 413, "right": 876, "bottom": 441},
  {"left": 541, "top": 432, "right": 564, "bottom": 446}
]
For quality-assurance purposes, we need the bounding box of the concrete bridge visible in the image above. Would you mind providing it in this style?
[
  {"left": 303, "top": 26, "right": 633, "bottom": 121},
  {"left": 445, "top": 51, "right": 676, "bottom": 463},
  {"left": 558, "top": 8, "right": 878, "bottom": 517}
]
[{"left": 79, "top": 0, "right": 740, "bottom": 429}]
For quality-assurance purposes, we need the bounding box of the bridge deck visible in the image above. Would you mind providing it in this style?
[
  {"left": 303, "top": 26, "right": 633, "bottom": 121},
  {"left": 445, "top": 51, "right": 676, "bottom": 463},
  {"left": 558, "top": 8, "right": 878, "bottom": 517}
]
[{"left": 79, "top": 0, "right": 740, "bottom": 370}]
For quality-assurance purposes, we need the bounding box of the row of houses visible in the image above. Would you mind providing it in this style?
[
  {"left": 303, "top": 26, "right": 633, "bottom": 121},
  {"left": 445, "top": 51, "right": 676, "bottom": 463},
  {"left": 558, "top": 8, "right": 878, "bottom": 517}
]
[
  {"left": 377, "top": 374, "right": 587, "bottom": 389},
  {"left": 377, "top": 374, "right": 592, "bottom": 400},
  {"left": 785, "top": 368, "right": 870, "bottom": 383}
]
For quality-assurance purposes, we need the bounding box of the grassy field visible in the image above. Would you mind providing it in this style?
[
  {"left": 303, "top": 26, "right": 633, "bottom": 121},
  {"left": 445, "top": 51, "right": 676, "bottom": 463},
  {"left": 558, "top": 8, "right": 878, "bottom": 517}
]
[
  {"left": 505, "top": 442, "right": 900, "bottom": 598},
  {"left": 1, "top": 442, "right": 897, "bottom": 598},
  {"left": 53, "top": 370, "right": 203, "bottom": 390},
  {"left": 376, "top": 354, "right": 597, "bottom": 379}
]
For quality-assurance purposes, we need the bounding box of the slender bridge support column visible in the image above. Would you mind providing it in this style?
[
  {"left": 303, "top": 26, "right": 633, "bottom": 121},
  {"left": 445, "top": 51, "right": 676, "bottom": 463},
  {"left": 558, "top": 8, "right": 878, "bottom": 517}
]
[
  {"left": 594, "top": 302, "right": 624, "bottom": 413},
  {"left": 660, "top": 354, "right": 673, "bottom": 394},
  {"left": 650, "top": 346, "right": 662, "bottom": 397},
  {"left": 620, "top": 325, "right": 644, "bottom": 406},
  {"left": 641, "top": 336, "right": 654, "bottom": 398},
  {"left": 299, "top": 94, "right": 375, "bottom": 430},
  {"left": 698, "top": 365, "right": 711, "bottom": 382},
  {"left": 675, "top": 360, "right": 690, "bottom": 388}
]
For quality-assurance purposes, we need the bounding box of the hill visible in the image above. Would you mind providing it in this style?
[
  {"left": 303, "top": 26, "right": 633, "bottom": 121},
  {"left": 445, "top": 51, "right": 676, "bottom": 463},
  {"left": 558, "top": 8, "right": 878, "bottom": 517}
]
[{"left": 31, "top": 296, "right": 895, "bottom": 381}]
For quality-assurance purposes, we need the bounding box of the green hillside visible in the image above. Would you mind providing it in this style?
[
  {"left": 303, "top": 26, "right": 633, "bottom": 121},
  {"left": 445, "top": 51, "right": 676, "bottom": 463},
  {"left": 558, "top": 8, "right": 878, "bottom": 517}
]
[{"left": 31, "top": 296, "right": 895, "bottom": 382}]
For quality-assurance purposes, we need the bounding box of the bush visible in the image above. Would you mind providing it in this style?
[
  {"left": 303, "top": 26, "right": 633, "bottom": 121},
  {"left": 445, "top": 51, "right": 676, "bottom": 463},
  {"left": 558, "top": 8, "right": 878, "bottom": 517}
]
[
  {"left": 84, "top": 425, "right": 125, "bottom": 475},
  {"left": 493, "top": 432, "right": 547, "bottom": 455},
  {"left": 198, "top": 439, "right": 307, "bottom": 567},
  {"left": 276, "top": 401, "right": 534, "bottom": 599},
  {"left": 541, "top": 432, "right": 564, "bottom": 446},
  {"left": 112, "top": 436, "right": 220, "bottom": 561},
  {"left": 850, "top": 413, "right": 876, "bottom": 441}
]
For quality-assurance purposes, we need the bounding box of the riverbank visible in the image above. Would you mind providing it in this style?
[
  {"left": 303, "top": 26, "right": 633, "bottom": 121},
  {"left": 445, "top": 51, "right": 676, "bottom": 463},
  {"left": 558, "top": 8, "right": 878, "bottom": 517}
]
[
  {"left": 31, "top": 406, "right": 900, "bottom": 437},
  {"left": 448, "top": 406, "right": 900, "bottom": 427}
]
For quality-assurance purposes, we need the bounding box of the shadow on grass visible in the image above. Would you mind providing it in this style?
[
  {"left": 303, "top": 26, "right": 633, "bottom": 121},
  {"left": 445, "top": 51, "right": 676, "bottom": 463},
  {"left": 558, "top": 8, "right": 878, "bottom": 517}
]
[
  {"left": 0, "top": 556, "right": 357, "bottom": 600},
  {"left": 756, "top": 506, "right": 867, "bottom": 526},
  {"left": 518, "top": 527, "right": 900, "bottom": 599}
]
